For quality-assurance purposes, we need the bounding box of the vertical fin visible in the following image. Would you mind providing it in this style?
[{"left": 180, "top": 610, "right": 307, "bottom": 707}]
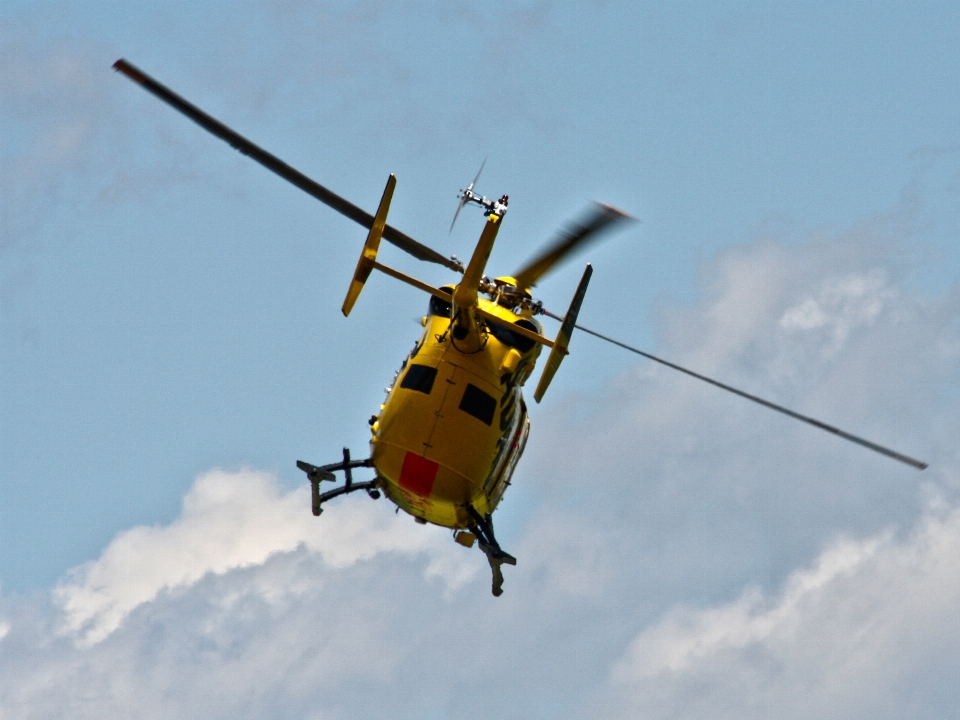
[
  {"left": 342, "top": 174, "right": 396, "bottom": 316},
  {"left": 534, "top": 264, "right": 592, "bottom": 403}
]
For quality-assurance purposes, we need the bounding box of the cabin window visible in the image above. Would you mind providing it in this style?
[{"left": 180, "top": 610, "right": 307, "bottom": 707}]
[
  {"left": 487, "top": 318, "right": 538, "bottom": 353},
  {"left": 400, "top": 364, "right": 437, "bottom": 394},
  {"left": 428, "top": 288, "right": 453, "bottom": 317},
  {"left": 458, "top": 383, "right": 496, "bottom": 426}
]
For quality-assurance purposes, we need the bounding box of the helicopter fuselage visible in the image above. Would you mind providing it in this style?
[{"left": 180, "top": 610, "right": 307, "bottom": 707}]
[{"left": 370, "top": 292, "right": 543, "bottom": 528}]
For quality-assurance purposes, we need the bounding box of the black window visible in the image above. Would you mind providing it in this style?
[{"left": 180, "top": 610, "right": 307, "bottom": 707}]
[
  {"left": 401, "top": 364, "right": 438, "bottom": 394},
  {"left": 428, "top": 289, "right": 453, "bottom": 317},
  {"left": 487, "top": 318, "right": 539, "bottom": 353},
  {"left": 458, "top": 383, "right": 496, "bottom": 425}
]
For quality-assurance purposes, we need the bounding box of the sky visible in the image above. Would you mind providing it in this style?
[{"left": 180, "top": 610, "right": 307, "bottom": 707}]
[{"left": 1, "top": 1, "right": 959, "bottom": 718}]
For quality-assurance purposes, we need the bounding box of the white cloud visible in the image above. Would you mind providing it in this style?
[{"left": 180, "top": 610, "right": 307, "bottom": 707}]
[
  {"left": 0, "top": 38, "right": 113, "bottom": 251},
  {"left": 2, "top": 207, "right": 958, "bottom": 719},
  {"left": 778, "top": 268, "right": 893, "bottom": 355},
  {"left": 53, "top": 468, "right": 476, "bottom": 645},
  {"left": 606, "top": 497, "right": 960, "bottom": 719}
]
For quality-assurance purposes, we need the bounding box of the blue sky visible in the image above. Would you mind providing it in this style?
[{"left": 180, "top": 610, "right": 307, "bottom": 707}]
[{"left": 2, "top": 2, "right": 959, "bottom": 718}]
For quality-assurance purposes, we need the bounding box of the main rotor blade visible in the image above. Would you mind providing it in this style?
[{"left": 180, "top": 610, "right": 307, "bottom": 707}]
[
  {"left": 113, "top": 59, "right": 462, "bottom": 273},
  {"left": 514, "top": 203, "right": 633, "bottom": 289},
  {"left": 541, "top": 310, "right": 928, "bottom": 470}
]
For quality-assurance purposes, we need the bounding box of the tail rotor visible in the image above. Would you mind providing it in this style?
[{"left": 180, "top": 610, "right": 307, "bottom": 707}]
[{"left": 450, "top": 158, "right": 487, "bottom": 233}]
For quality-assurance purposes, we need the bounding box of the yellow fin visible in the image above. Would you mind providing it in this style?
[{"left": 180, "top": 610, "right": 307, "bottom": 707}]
[
  {"left": 342, "top": 174, "right": 396, "bottom": 316},
  {"left": 534, "top": 264, "right": 592, "bottom": 403}
]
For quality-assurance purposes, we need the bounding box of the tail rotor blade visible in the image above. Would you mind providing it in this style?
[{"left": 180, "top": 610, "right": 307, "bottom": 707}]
[
  {"left": 450, "top": 157, "right": 487, "bottom": 233},
  {"left": 450, "top": 194, "right": 469, "bottom": 234},
  {"left": 468, "top": 157, "right": 486, "bottom": 192},
  {"left": 541, "top": 311, "right": 928, "bottom": 471}
]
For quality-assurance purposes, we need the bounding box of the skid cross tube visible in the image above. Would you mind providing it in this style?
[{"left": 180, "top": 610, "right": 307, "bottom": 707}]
[{"left": 297, "top": 450, "right": 378, "bottom": 516}]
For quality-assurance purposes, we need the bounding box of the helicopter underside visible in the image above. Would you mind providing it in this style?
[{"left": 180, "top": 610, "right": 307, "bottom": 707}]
[
  {"left": 298, "top": 297, "right": 537, "bottom": 595},
  {"left": 373, "top": 397, "right": 531, "bottom": 529},
  {"left": 367, "top": 299, "right": 535, "bottom": 526}
]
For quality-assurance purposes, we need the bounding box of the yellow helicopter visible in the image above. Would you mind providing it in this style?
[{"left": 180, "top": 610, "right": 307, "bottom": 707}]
[{"left": 114, "top": 60, "right": 927, "bottom": 596}]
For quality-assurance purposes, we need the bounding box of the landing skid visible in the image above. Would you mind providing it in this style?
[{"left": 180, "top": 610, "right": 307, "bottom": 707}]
[
  {"left": 296, "top": 451, "right": 516, "bottom": 597},
  {"left": 466, "top": 504, "right": 517, "bottom": 597},
  {"left": 296, "top": 448, "right": 379, "bottom": 516}
]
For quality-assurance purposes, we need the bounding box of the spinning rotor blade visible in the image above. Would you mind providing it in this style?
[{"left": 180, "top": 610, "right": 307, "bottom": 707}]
[
  {"left": 449, "top": 157, "right": 486, "bottom": 233},
  {"left": 469, "top": 158, "right": 486, "bottom": 189},
  {"left": 541, "top": 310, "right": 928, "bottom": 471},
  {"left": 113, "top": 59, "right": 462, "bottom": 273},
  {"left": 514, "top": 203, "right": 633, "bottom": 289}
]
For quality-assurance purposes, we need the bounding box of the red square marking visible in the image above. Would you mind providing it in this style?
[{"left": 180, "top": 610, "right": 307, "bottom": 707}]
[{"left": 399, "top": 452, "right": 439, "bottom": 497}]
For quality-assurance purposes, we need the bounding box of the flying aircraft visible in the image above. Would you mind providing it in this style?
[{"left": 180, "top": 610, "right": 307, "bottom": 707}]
[{"left": 113, "top": 59, "right": 927, "bottom": 596}]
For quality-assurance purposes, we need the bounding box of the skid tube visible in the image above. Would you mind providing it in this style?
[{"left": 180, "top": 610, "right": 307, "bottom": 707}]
[
  {"left": 296, "top": 448, "right": 380, "bottom": 516},
  {"left": 466, "top": 504, "right": 517, "bottom": 597}
]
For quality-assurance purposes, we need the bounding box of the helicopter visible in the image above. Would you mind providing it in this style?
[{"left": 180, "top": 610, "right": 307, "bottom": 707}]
[{"left": 113, "top": 59, "right": 927, "bottom": 596}]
